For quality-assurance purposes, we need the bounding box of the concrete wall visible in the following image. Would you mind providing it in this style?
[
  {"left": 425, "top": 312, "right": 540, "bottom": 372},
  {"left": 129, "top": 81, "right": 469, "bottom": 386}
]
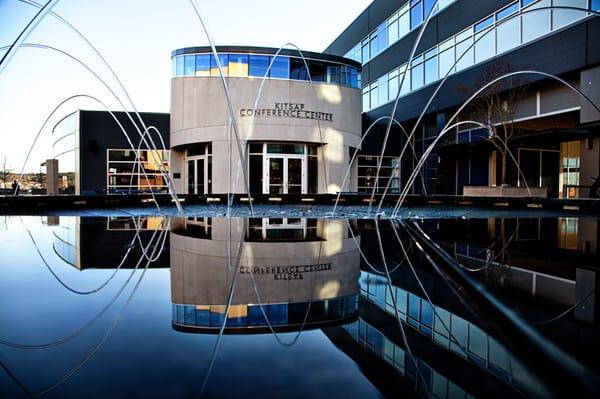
[
  {"left": 170, "top": 218, "right": 360, "bottom": 306},
  {"left": 170, "top": 77, "right": 362, "bottom": 194}
]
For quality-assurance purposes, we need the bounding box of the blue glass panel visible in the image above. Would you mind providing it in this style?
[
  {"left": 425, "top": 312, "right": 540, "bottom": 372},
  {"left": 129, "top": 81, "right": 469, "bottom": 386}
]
[
  {"left": 269, "top": 56, "right": 290, "bottom": 79},
  {"left": 196, "top": 309, "right": 210, "bottom": 326},
  {"left": 210, "top": 308, "right": 225, "bottom": 326},
  {"left": 497, "top": 3, "right": 519, "bottom": 20},
  {"left": 475, "top": 16, "right": 494, "bottom": 32},
  {"left": 410, "top": 1, "right": 424, "bottom": 29},
  {"left": 210, "top": 53, "right": 229, "bottom": 76},
  {"left": 184, "top": 305, "right": 196, "bottom": 325},
  {"left": 184, "top": 55, "right": 195, "bottom": 76},
  {"left": 195, "top": 54, "right": 210, "bottom": 75},
  {"left": 226, "top": 313, "right": 247, "bottom": 328},
  {"left": 408, "top": 293, "right": 420, "bottom": 327},
  {"left": 171, "top": 58, "right": 176, "bottom": 76},
  {"left": 424, "top": 0, "right": 436, "bottom": 17},
  {"left": 176, "top": 305, "right": 184, "bottom": 324},
  {"left": 593, "top": 0, "right": 600, "bottom": 11},
  {"left": 176, "top": 56, "right": 184, "bottom": 76},
  {"left": 521, "top": 0, "right": 535, "bottom": 6},
  {"left": 267, "top": 303, "right": 288, "bottom": 325},
  {"left": 249, "top": 55, "right": 270, "bottom": 77},
  {"left": 420, "top": 301, "right": 434, "bottom": 335},
  {"left": 248, "top": 305, "right": 267, "bottom": 326}
]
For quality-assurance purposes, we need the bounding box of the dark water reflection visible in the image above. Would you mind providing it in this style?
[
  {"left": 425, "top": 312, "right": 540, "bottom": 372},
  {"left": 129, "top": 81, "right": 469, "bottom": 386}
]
[{"left": 0, "top": 215, "right": 598, "bottom": 398}]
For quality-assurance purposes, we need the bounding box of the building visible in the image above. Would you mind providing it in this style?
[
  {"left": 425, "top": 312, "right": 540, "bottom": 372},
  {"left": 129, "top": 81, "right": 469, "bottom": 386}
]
[
  {"left": 325, "top": 0, "right": 600, "bottom": 198},
  {"left": 52, "top": 110, "right": 170, "bottom": 194},
  {"left": 168, "top": 46, "right": 362, "bottom": 195}
]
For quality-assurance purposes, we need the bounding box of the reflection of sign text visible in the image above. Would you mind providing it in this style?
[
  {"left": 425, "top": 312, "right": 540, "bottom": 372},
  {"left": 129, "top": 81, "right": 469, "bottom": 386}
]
[
  {"left": 239, "top": 102, "right": 333, "bottom": 122},
  {"left": 239, "top": 263, "right": 332, "bottom": 280}
]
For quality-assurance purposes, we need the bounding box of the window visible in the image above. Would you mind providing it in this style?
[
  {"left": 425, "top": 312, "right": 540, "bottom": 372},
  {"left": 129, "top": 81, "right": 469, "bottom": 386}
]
[
  {"left": 378, "top": 22, "right": 388, "bottom": 52},
  {"left": 593, "top": 0, "right": 600, "bottom": 11},
  {"left": 496, "top": 12, "right": 521, "bottom": 53},
  {"left": 362, "top": 87, "right": 370, "bottom": 112},
  {"left": 388, "top": 12, "right": 399, "bottom": 43},
  {"left": 399, "top": 3, "right": 411, "bottom": 37},
  {"left": 438, "top": 39, "right": 455, "bottom": 77},
  {"left": 369, "top": 81, "right": 379, "bottom": 109},
  {"left": 378, "top": 75, "right": 388, "bottom": 105},
  {"left": 455, "top": 28, "right": 474, "bottom": 71},
  {"left": 249, "top": 55, "right": 270, "bottom": 77},
  {"left": 553, "top": 0, "right": 587, "bottom": 30},
  {"left": 228, "top": 53, "right": 248, "bottom": 77},
  {"left": 388, "top": 68, "right": 399, "bottom": 99},
  {"left": 107, "top": 149, "right": 169, "bottom": 194},
  {"left": 369, "top": 30, "right": 379, "bottom": 58},
  {"left": 410, "top": 0, "right": 424, "bottom": 29},
  {"left": 496, "top": 2, "right": 519, "bottom": 20},
  {"left": 474, "top": 21, "right": 495, "bottom": 63},
  {"left": 361, "top": 38, "right": 369, "bottom": 63},
  {"left": 195, "top": 54, "right": 210, "bottom": 76},
  {"left": 424, "top": 48, "right": 438, "bottom": 84},
  {"left": 522, "top": 0, "right": 551, "bottom": 43},
  {"left": 184, "top": 55, "right": 195, "bottom": 76},
  {"left": 210, "top": 53, "right": 229, "bottom": 76},
  {"left": 411, "top": 56, "right": 424, "bottom": 90},
  {"left": 269, "top": 56, "right": 290, "bottom": 79},
  {"left": 175, "top": 56, "right": 184, "bottom": 76}
]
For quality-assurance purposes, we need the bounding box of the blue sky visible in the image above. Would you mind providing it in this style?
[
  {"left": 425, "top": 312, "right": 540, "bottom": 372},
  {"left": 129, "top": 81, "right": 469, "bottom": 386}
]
[{"left": 0, "top": 0, "right": 371, "bottom": 173}]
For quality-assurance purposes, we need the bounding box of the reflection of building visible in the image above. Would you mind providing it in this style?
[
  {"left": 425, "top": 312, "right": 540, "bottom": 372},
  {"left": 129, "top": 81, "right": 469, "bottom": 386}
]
[
  {"left": 326, "top": 0, "right": 600, "bottom": 197},
  {"left": 52, "top": 216, "right": 170, "bottom": 269},
  {"left": 52, "top": 110, "right": 170, "bottom": 194},
  {"left": 169, "top": 218, "right": 360, "bottom": 332},
  {"left": 430, "top": 217, "right": 600, "bottom": 324},
  {"left": 169, "top": 46, "right": 362, "bottom": 194}
]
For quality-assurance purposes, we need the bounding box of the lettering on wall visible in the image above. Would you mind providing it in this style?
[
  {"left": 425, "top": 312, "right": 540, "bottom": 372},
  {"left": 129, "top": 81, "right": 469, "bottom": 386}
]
[
  {"left": 239, "top": 262, "right": 333, "bottom": 280},
  {"left": 239, "top": 103, "right": 333, "bottom": 122}
]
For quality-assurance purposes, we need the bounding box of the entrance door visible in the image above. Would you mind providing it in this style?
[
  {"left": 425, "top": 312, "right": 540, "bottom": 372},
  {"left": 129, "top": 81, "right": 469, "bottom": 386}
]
[
  {"left": 187, "top": 157, "right": 206, "bottom": 194},
  {"left": 264, "top": 156, "right": 306, "bottom": 194},
  {"left": 287, "top": 157, "right": 302, "bottom": 194}
]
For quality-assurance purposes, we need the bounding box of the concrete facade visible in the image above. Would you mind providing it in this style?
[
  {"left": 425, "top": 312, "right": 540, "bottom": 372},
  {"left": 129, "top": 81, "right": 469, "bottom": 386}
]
[
  {"left": 170, "top": 218, "right": 359, "bottom": 307},
  {"left": 169, "top": 50, "right": 362, "bottom": 195}
]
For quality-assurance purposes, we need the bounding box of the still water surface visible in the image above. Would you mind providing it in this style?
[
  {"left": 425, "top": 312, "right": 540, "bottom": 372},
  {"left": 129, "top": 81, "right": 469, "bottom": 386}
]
[{"left": 0, "top": 216, "right": 598, "bottom": 398}]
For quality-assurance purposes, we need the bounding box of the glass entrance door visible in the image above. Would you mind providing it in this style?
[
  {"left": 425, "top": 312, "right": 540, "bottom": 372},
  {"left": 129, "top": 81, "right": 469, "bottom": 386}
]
[
  {"left": 287, "top": 157, "right": 302, "bottom": 194},
  {"left": 187, "top": 157, "right": 206, "bottom": 194},
  {"left": 264, "top": 156, "right": 306, "bottom": 194}
]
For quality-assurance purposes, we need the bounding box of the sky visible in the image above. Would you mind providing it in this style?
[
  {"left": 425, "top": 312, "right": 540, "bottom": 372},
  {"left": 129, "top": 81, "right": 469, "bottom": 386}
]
[{"left": 0, "top": 0, "right": 372, "bottom": 173}]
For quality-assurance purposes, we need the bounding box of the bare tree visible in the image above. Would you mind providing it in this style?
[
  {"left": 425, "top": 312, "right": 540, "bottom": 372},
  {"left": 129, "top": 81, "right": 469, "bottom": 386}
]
[
  {"left": 0, "top": 154, "right": 12, "bottom": 189},
  {"left": 460, "top": 61, "right": 527, "bottom": 186}
]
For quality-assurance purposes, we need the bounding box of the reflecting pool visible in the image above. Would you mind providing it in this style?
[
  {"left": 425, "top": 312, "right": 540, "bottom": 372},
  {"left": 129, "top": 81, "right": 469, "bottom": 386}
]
[{"left": 0, "top": 215, "right": 599, "bottom": 398}]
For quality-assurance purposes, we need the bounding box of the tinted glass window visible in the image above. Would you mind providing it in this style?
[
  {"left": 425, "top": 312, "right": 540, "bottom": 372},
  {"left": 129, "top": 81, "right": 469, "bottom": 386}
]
[
  {"left": 269, "top": 56, "right": 290, "bottom": 79},
  {"left": 184, "top": 55, "right": 195, "bottom": 76},
  {"left": 210, "top": 53, "right": 229, "bottom": 76},
  {"left": 290, "top": 58, "right": 309, "bottom": 81},
  {"left": 249, "top": 55, "right": 269, "bottom": 77},
  {"left": 195, "top": 54, "right": 210, "bottom": 76},
  {"left": 176, "top": 56, "right": 184, "bottom": 76},
  {"left": 410, "top": 1, "right": 423, "bottom": 29},
  {"left": 228, "top": 53, "right": 248, "bottom": 77}
]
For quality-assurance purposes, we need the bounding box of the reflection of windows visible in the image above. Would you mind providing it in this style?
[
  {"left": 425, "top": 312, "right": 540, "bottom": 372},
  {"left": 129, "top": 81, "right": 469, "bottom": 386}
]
[
  {"left": 246, "top": 218, "right": 319, "bottom": 241},
  {"left": 558, "top": 217, "right": 578, "bottom": 250},
  {"left": 178, "top": 217, "right": 212, "bottom": 239},
  {"left": 107, "top": 216, "right": 168, "bottom": 231},
  {"left": 173, "top": 294, "right": 357, "bottom": 328},
  {"left": 107, "top": 149, "right": 169, "bottom": 194},
  {"left": 560, "top": 141, "right": 580, "bottom": 198}
]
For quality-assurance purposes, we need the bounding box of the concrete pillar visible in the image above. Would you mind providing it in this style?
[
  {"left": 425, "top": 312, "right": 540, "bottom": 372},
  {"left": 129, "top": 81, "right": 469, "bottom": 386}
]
[{"left": 44, "top": 159, "right": 59, "bottom": 195}]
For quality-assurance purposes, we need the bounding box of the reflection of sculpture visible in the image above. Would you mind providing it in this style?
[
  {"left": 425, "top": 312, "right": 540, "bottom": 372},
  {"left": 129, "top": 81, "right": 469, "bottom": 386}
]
[{"left": 169, "top": 218, "right": 360, "bottom": 332}]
